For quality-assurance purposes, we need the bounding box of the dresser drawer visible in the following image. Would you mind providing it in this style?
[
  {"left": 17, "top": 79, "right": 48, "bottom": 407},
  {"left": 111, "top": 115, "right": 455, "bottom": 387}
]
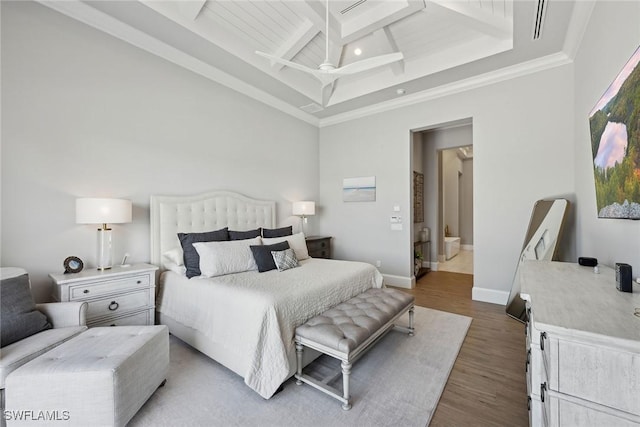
[
  {"left": 86, "top": 289, "right": 152, "bottom": 321},
  {"left": 88, "top": 310, "right": 152, "bottom": 327},
  {"left": 546, "top": 393, "right": 640, "bottom": 427},
  {"left": 69, "top": 274, "right": 151, "bottom": 300},
  {"left": 556, "top": 340, "right": 640, "bottom": 416}
]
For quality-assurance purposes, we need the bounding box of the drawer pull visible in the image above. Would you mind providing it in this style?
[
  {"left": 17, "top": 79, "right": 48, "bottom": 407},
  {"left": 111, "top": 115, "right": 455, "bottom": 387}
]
[
  {"left": 137, "top": 280, "right": 142, "bottom": 284},
  {"left": 540, "top": 332, "right": 546, "bottom": 351},
  {"left": 108, "top": 301, "right": 120, "bottom": 311},
  {"left": 526, "top": 349, "right": 531, "bottom": 372},
  {"left": 83, "top": 289, "right": 90, "bottom": 294},
  {"left": 540, "top": 382, "right": 547, "bottom": 403}
]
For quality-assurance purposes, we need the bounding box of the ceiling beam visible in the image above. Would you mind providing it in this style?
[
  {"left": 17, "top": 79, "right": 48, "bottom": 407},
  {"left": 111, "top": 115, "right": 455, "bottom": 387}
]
[
  {"left": 372, "top": 28, "right": 405, "bottom": 75},
  {"left": 273, "top": 19, "right": 319, "bottom": 72},
  {"left": 177, "top": 0, "right": 207, "bottom": 21},
  {"left": 425, "top": 0, "right": 512, "bottom": 40},
  {"left": 340, "top": 0, "right": 425, "bottom": 44},
  {"left": 289, "top": 0, "right": 342, "bottom": 45}
]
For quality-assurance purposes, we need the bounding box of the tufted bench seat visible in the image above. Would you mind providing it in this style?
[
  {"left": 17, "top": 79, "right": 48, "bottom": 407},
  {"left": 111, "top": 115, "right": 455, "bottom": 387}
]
[
  {"left": 5, "top": 326, "right": 169, "bottom": 426},
  {"left": 294, "top": 288, "right": 414, "bottom": 410}
]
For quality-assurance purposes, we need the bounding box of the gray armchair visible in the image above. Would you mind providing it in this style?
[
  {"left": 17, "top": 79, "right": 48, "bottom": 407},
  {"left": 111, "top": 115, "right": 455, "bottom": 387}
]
[{"left": 0, "top": 268, "right": 88, "bottom": 424}]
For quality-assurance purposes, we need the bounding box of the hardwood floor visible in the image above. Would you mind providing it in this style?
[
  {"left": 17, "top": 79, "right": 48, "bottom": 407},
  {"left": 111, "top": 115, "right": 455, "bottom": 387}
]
[{"left": 393, "top": 271, "right": 528, "bottom": 427}]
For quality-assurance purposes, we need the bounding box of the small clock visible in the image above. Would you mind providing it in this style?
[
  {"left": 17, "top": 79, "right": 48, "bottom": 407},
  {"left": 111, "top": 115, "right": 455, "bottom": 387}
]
[{"left": 63, "top": 256, "right": 84, "bottom": 274}]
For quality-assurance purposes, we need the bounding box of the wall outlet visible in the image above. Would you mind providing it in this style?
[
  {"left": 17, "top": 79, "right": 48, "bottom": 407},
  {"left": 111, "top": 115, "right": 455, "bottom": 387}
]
[{"left": 376, "top": 260, "right": 381, "bottom": 268}]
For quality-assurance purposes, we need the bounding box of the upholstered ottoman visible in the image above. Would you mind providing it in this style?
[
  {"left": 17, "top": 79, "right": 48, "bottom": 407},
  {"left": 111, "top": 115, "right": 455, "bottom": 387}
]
[{"left": 5, "top": 326, "right": 169, "bottom": 426}]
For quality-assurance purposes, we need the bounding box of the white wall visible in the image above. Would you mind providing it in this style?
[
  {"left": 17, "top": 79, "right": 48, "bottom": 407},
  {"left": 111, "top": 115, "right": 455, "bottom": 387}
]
[
  {"left": 573, "top": 1, "right": 640, "bottom": 273},
  {"left": 1, "top": 2, "right": 319, "bottom": 301},
  {"left": 319, "top": 66, "right": 575, "bottom": 302}
]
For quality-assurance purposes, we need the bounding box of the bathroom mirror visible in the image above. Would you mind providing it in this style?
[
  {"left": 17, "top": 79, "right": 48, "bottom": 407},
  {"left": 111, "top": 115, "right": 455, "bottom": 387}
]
[{"left": 505, "top": 199, "right": 570, "bottom": 322}]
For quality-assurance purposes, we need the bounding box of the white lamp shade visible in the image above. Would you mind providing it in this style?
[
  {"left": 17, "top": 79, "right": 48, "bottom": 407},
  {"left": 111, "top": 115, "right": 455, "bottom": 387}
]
[
  {"left": 292, "top": 201, "right": 315, "bottom": 216},
  {"left": 76, "top": 198, "right": 132, "bottom": 224}
]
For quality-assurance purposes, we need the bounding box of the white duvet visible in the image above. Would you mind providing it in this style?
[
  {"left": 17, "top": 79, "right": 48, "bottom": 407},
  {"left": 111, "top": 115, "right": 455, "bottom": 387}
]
[{"left": 157, "top": 258, "right": 383, "bottom": 398}]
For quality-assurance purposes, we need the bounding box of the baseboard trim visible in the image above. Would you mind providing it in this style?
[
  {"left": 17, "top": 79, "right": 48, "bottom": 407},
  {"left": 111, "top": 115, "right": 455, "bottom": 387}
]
[
  {"left": 383, "top": 274, "right": 413, "bottom": 289},
  {"left": 461, "top": 244, "right": 473, "bottom": 251},
  {"left": 430, "top": 261, "right": 439, "bottom": 271},
  {"left": 472, "top": 287, "right": 509, "bottom": 305}
]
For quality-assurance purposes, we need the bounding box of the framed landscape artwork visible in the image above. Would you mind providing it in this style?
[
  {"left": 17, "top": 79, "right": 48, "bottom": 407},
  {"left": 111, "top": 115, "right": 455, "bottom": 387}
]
[
  {"left": 588, "top": 44, "right": 640, "bottom": 219},
  {"left": 343, "top": 176, "right": 376, "bottom": 202}
]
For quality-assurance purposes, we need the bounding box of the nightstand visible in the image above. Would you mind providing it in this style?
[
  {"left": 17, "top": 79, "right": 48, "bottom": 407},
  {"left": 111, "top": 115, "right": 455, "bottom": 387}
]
[
  {"left": 50, "top": 263, "right": 158, "bottom": 327},
  {"left": 306, "top": 236, "right": 332, "bottom": 259}
]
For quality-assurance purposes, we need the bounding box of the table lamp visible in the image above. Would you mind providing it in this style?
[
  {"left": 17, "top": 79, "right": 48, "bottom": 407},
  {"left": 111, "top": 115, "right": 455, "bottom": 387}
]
[
  {"left": 76, "top": 198, "right": 132, "bottom": 270},
  {"left": 292, "top": 201, "right": 315, "bottom": 234}
]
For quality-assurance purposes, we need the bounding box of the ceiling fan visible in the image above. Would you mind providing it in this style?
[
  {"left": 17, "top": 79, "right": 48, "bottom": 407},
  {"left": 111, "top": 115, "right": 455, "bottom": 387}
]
[{"left": 255, "top": 0, "right": 404, "bottom": 107}]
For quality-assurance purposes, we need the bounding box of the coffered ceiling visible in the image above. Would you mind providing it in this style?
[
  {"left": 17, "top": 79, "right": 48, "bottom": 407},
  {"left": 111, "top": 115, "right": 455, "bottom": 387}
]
[{"left": 40, "top": 0, "right": 590, "bottom": 125}]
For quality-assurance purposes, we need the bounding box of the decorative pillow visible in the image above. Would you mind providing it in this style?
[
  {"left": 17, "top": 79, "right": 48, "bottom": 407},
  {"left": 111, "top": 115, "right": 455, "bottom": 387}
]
[
  {"left": 163, "top": 247, "right": 184, "bottom": 266},
  {"left": 262, "top": 226, "right": 293, "bottom": 238},
  {"left": 250, "top": 241, "right": 290, "bottom": 272},
  {"left": 193, "top": 236, "right": 262, "bottom": 277},
  {"left": 1, "top": 273, "right": 52, "bottom": 347},
  {"left": 271, "top": 248, "right": 299, "bottom": 272},
  {"left": 262, "top": 232, "right": 309, "bottom": 260},
  {"left": 178, "top": 227, "right": 229, "bottom": 278},
  {"left": 229, "top": 228, "right": 262, "bottom": 241}
]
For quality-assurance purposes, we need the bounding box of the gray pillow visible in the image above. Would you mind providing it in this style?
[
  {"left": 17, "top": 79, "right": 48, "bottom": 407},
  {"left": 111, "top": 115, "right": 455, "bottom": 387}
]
[
  {"left": 262, "top": 226, "right": 292, "bottom": 238},
  {"left": 229, "top": 228, "right": 262, "bottom": 240},
  {"left": 250, "top": 241, "right": 290, "bottom": 272},
  {"left": 1, "top": 273, "right": 52, "bottom": 347},
  {"left": 178, "top": 227, "right": 229, "bottom": 278}
]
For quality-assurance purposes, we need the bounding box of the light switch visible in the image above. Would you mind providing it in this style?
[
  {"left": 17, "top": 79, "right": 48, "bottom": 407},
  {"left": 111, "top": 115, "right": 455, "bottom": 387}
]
[
  {"left": 393, "top": 205, "right": 400, "bottom": 212},
  {"left": 390, "top": 216, "right": 402, "bottom": 223}
]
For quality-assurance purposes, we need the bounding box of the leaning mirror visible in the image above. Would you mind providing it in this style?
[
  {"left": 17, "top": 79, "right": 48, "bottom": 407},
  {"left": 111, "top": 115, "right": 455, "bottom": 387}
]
[{"left": 505, "top": 199, "right": 570, "bottom": 322}]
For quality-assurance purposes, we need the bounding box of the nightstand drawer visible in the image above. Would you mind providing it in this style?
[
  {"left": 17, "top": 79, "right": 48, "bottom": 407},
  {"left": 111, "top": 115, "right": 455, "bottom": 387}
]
[
  {"left": 69, "top": 274, "right": 151, "bottom": 300},
  {"left": 86, "top": 289, "right": 151, "bottom": 321},
  {"left": 306, "top": 236, "right": 331, "bottom": 259},
  {"left": 88, "top": 310, "right": 152, "bottom": 327}
]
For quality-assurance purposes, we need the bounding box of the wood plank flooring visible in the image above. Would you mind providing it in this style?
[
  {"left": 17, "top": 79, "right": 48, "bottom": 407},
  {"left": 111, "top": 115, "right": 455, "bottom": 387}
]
[{"left": 392, "top": 271, "right": 528, "bottom": 427}]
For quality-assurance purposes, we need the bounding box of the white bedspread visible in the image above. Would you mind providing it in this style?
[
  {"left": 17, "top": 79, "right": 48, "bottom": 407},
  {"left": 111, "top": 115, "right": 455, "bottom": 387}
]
[{"left": 157, "top": 258, "right": 383, "bottom": 398}]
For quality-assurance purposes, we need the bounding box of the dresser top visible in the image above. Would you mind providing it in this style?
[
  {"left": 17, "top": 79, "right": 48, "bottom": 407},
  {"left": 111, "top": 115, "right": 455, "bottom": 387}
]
[
  {"left": 520, "top": 261, "right": 640, "bottom": 346},
  {"left": 50, "top": 263, "right": 157, "bottom": 284}
]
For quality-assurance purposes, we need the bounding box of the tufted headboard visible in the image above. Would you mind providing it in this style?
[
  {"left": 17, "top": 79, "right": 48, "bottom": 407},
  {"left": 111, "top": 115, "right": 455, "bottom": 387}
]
[{"left": 150, "top": 191, "right": 276, "bottom": 268}]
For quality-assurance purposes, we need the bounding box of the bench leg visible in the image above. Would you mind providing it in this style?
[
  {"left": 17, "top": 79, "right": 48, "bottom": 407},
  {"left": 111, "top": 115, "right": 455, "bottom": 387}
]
[
  {"left": 295, "top": 342, "right": 303, "bottom": 385},
  {"left": 409, "top": 306, "right": 415, "bottom": 336},
  {"left": 341, "top": 361, "right": 352, "bottom": 410}
]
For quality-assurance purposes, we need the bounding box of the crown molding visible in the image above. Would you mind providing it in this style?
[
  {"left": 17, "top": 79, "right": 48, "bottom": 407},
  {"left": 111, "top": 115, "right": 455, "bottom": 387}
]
[
  {"left": 318, "top": 51, "right": 573, "bottom": 128},
  {"left": 37, "top": 1, "right": 320, "bottom": 127}
]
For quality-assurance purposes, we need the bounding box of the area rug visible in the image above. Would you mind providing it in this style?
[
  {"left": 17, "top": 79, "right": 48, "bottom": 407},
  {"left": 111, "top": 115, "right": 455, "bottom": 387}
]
[{"left": 130, "top": 306, "right": 471, "bottom": 427}]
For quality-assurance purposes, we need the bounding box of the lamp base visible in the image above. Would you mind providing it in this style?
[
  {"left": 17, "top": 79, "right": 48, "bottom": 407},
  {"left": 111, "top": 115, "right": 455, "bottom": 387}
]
[{"left": 96, "top": 228, "right": 113, "bottom": 270}]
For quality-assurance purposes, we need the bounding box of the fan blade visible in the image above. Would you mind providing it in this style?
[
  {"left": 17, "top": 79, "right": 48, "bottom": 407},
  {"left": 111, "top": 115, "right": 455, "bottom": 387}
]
[
  {"left": 255, "top": 51, "right": 319, "bottom": 76},
  {"left": 329, "top": 52, "right": 404, "bottom": 75}
]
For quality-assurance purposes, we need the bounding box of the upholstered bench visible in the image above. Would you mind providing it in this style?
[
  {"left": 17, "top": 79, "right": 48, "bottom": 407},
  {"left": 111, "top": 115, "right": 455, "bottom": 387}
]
[
  {"left": 5, "top": 325, "right": 169, "bottom": 427},
  {"left": 294, "top": 288, "right": 415, "bottom": 410}
]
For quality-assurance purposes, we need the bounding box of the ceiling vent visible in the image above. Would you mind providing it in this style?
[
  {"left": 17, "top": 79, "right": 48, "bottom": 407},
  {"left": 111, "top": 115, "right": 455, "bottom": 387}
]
[
  {"left": 300, "top": 102, "right": 324, "bottom": 113},
  {"left": 532, "top": 0, "right": 547, "bottom": 40},
  {"left": 340, "top": 0, "right": 368, "bottom": 15}
]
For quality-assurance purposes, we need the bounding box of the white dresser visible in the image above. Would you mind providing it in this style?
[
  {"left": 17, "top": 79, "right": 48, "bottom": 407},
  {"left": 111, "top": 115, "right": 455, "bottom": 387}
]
[
  {"left": 520, "top": 261, "right": 640, "bottom": 427},
  {"left": 50, "top": 263, "right": 158, "bottom": 327}
]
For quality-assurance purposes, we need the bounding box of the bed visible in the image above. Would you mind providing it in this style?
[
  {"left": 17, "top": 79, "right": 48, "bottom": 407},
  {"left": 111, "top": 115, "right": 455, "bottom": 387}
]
[{"left": 150, "top": 191, "right": 383, "bottom": 399}]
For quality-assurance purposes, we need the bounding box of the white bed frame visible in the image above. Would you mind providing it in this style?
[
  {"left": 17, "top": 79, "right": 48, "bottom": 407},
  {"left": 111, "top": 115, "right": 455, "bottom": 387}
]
[
  {"left": 149, "top": 190, "right": 319, "bottom": 380},
  {"left": 150, "top": 190, "right": 276, "bottom": 268}
]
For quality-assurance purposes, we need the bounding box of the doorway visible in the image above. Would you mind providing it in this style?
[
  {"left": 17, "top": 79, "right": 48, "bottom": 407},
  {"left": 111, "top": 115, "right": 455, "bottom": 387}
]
[{"left": 411, "top": 120, "right": 474, "bottom": 277}]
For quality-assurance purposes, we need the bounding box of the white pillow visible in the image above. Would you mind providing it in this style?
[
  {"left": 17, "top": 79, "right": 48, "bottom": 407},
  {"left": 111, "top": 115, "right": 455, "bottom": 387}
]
[
  {"left": 163, "top": 247, "right": 184, "bottom": 266},
  {"left": 164, "top": 262, "right": 187, "bottom": 276},
  {"left": 193, "top": 236, "right": 262, "bottom": 277},
  {"left": 262, "top": 232, "right": 309, "bottom": 260}
]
